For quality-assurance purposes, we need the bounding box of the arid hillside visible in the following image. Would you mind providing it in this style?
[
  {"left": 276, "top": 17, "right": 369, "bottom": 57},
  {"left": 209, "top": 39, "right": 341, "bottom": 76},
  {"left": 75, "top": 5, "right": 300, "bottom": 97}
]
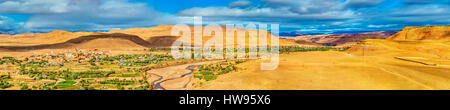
[
  {"left": 348, "top": 25, "right": 450, "bottom": 58},
  {"left": 387, "top": 26, "right": 450, "bottom": 41},
  {"left": 0, "top": 33, "right": 152, "bottom": 51},
  {"left": 109, "top": 25, "right": 302, "bottom": 47},
  {"left": 0, "top": 34, "right": 10, "bottom": 37},
  {"left": 196, "top": 26, "right": 450, "bottom": 90},
  {"left": 0, "top": 25, "right": 300, "bottom": 51},
  {"left": 283, "top": 31, "right": 396, "bottom": 46}
]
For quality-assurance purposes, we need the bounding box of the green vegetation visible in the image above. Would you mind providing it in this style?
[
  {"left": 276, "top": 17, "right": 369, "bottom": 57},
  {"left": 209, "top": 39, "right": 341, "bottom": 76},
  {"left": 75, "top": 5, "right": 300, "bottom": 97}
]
[
  {"left": 89, "top": 66, "right": 102, "bottom": 70},
  {"left": 99, "top": 78, "right": 136, "bottom": 85},
  {"left": 194, "top": 75, "right": 217, "bottom": 81},
  {"left": 39, "top": 82, "right": 57, "bottom": 90},
  {"left": 172, "top": 46, "right": 348, "bottom": 60},
  {"left": 56, "top": 81, "right": 77, "bottom": 89},
  {"left": 279, "top": 46, "right": 349, "bottom": 53},
  {"left": 79, "top": 79, "right": 95, "bottom": 90},
  {"left": 0, "top": 46, "right": 348, "bottom": 90},
  {"left": 116, "top": 74, "right": 138, "bottom": 77},
  {"left": 193, "top": 60, "right": 244, "bottom": 81},
  {"left": 0, "top": 80, "right": 12, "bottom": 89},
  {"left": 18, "top": 67, "right": 115, "bottom": 80},
  {"left": 197, "top": 61, "right": 240, "bottom": 75},
  {"left": 196, "top": 72, "right": 215, "bottom": 75},
  {"left": 128, "top": 84, "right": 151, "bottom": 90},
  {"left": 0, "top": 53, "right": 176, "bottom": 90},
  {"left": 146, "top": 48, "right": 172, "bottom": 52},
  {"left": 72, "top": 70, "right": 115, "bottom": 79},
  {"left": 91, "top": 54, "right": 174, "bottom": 66},
  {"left": 0, "top": 56, "right": 22, "bottom": 65},
  {"left": 20, "top": 84, "right": 30, "bottom": 90},
  {"left": 58, "top": 80, "right": 76, "bottom": 85}
]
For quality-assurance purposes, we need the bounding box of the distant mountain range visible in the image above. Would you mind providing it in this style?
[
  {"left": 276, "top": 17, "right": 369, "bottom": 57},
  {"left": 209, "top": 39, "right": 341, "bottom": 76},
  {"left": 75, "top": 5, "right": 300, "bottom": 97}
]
[
  {"left": 278, "top": 31, "right": 394, "bottom": 37},
  {"left": 279, "top": 31, "right": 322, "bottom": 37},
  {"left": 0, "top": 25, "right": 300, "bottom": 51},
  {"left": 281, "top": 31, "right": 398, "bottom": 46},
  {"left": 0, "top": 31, "right": 9, "bottom": 34}
]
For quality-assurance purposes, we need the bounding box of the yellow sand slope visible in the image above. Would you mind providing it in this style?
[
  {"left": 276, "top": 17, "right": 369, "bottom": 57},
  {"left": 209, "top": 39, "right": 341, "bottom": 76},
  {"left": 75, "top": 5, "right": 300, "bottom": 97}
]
[
  {"left": 387, "top": 25, "right": 450, "bottom": 41},
  {"left": 196, "top": 26, "right": 450, "bottom": 90}
]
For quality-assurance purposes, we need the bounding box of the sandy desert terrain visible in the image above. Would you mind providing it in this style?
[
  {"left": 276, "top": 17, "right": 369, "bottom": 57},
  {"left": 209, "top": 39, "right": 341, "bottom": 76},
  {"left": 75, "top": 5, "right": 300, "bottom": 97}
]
[
  {"left": 195, "top": 26, "right": 450, "bottom": 90},
  {"left": 0, "top": 25, "right": 448, "bottom": 90}
]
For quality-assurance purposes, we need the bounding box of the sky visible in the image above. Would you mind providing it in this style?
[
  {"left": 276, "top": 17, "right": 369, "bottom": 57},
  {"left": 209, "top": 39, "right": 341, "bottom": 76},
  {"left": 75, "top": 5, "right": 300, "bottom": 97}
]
[{"left": 0, "top": 0, "right": 448, "bottom": 34}]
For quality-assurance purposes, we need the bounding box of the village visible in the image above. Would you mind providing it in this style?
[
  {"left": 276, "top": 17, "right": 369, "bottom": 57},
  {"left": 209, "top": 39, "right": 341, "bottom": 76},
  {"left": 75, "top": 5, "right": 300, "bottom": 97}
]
[{"left": 0, "top": 48, "right": 177, "bottom": 90}]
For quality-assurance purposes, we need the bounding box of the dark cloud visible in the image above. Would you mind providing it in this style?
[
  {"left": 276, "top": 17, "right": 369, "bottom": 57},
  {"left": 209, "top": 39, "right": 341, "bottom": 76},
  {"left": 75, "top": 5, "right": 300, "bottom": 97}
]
[
  {"left": 178, "top": 0, "right": 449, "bottom": 33},
  {"left": 344, "top": 0, "right": 384, "bottom": 8},
  {"left": 179, "top": 0, "right": 355, "bottom": 19},
  {"left": 0, "top": 0, "right": 449, "bottom": 33},
  {"left": 0, "top": 15, "right": 24, "bottom": 34},
  {"left": 288, "top": 0, "right": 344, "bottom": 14},
  {"left": 229, "top": 0, "right": 252, "bottom": 8},
  {"left": 261, "top": 0, "right": 295, "bottom": 6}
]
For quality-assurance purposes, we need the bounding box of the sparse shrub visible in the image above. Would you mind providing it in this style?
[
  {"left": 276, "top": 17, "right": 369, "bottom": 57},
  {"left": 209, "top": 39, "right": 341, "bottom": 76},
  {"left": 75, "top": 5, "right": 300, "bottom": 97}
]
[
  {"left": 0, "top": 80, "right": 12, "bottom": 89},
  {"left": 20, "top": 84, "right": 30, "bottom": 90}
]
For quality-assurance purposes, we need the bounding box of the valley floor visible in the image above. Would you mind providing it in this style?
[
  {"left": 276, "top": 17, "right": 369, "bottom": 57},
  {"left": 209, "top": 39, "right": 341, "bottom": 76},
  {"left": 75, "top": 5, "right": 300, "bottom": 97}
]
[
  {"left": 1, "top": 45, "right": 449, "bottom": 90},
  {"left": 195, "top": 51, "right": 450, "bottom": 90}
]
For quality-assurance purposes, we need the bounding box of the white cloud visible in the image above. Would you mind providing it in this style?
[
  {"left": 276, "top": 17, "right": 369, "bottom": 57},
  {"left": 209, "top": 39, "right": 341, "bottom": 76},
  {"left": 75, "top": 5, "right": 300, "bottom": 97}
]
[
  {"left": 8, "top": 0, "right": 179, "bottom": 32},
  {"left": 0, "top": 0, "right": 189, "bottom": 32},
  {"left": 0, "top": 0, "right": 71, "bottom": 14}
]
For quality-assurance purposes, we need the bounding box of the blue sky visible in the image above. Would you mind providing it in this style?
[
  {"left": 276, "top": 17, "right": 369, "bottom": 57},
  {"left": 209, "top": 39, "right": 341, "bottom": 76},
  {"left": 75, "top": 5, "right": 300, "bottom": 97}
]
[{"left": 0, "top": 0, "right": 449, "bottom": 34}]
